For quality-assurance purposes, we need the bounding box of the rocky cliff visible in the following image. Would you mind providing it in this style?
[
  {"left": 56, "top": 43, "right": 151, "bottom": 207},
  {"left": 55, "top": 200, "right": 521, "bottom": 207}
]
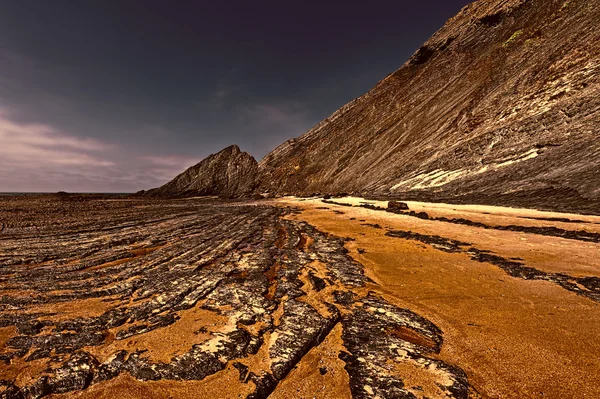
[
  {"left": 258, "top": 0, "right": 600, "bottom": 213},
  {"left": 144, "top": 145, "right": 258, "bottom": 198}
]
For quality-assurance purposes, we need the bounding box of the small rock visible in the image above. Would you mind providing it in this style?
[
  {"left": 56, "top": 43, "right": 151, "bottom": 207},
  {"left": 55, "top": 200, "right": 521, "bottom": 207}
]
[{"left": 388, "top": 201, "right": 409, "bottom": 211}]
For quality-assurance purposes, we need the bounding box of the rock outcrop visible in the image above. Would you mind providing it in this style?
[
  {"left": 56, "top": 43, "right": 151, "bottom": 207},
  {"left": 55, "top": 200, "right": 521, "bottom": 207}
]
[
  {"left": 258, "top": 0, "right": 600, "bottom": 214},
  {"left": 144, "top": 145, "right": 259, "bottom": 198},
  {"left": 0, "top": 196, "right": 476, "bottom": 398}
]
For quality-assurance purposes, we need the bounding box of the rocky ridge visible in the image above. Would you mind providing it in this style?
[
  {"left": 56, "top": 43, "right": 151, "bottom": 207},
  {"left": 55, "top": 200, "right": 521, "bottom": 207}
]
[
  {"left": 143, "top": 145, "right": 259, "bottom": 199},
  {"left": 148, "top": 0, "right": 599, "bottom": 213},
  {"left": 257, "top": 0, "right": 600, "bottom": 214}
]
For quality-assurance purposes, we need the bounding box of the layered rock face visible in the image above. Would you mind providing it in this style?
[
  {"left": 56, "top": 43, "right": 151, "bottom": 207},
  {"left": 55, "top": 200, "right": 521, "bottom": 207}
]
[
  {"left": 144, "top": 145, "right": 259, "bottom": 198},
  {"left": 258, "top": 0, "right": 600, "bottom": 213}
]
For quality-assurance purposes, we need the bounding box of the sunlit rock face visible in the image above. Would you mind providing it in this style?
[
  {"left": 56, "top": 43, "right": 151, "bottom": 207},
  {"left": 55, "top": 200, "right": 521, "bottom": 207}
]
[
  {"left": 258, "top": 0, "right": 600, "bottom": 214},
  {"left": 144, "top": 145, "right": 259, "bottom": 198}
]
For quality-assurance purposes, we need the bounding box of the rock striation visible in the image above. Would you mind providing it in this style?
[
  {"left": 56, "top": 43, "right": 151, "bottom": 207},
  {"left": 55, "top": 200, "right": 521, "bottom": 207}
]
[
  {"left": 144, "top": 145, "right": 258, "bottom": 198},
  {"left": 257, "top": 0, "right": 600, "bottom": 214}
]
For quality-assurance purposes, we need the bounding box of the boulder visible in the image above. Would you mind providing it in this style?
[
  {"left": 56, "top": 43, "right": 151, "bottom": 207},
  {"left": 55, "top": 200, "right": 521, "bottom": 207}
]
[{"left": 388, "top": 201, "right": 409, "bottom": 211}]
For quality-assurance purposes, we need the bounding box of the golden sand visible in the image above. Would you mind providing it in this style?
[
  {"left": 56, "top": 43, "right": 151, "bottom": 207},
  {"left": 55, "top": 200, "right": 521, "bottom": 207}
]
[{"left": 281, "top": 198, "right": 600, "bottom": 399}]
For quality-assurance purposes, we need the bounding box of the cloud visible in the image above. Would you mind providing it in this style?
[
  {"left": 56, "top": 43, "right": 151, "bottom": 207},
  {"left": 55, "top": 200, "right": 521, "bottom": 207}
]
[
  {"left": 137, "top": 154, "right": 202, "bottom": 181},
  {"left": 232, "top": 101, "right": 318, "bottom": 157},
  {"left": 237, "top": 101, "right": 311, "bottom": 129},
  {"left": 0, "top": 109, "right": 114, "bottom": 168},
  {"left": 214, "top": 83, "right": 239, "bottom": 102},
  {"left": 0, "top": 108, "right": 203, "bottom": 192},
  {"left": 140, "top": 155, "right": 199, "bottom": 168},
  {"left": 0, "top": 95, "right": 319, "bottom": 192}
]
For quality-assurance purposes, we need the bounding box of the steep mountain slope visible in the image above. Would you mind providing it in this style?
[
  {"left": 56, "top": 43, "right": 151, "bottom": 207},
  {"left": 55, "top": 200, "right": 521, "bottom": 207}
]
[
  {"left": 144, "top": 145, "right": 258, "bottom": 198},
  {"left": 259, "top": 0, "right": 600, "bottom": 213}
]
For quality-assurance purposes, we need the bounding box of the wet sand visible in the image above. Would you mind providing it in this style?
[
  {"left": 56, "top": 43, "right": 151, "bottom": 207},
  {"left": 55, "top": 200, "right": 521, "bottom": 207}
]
[
  {"left": 280, "top": 197, "right": 600, "bottom": 399},
  {"left": 47, "top": 367, "right": 254, "bottom": 399}
]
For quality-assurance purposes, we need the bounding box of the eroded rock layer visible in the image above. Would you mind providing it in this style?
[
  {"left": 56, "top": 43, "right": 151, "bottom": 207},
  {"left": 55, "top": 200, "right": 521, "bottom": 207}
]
[
  {"left": 0, "top": 195, "right": 474, "bottom": 398},
  {"left": 258, "top": 0, "right": 600, "bottom": 214}
]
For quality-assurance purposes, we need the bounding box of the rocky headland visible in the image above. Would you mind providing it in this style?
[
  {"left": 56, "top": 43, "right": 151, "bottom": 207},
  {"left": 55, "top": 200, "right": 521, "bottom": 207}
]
[
  {"left": 142, "top": 145, "right": 259, "bottom": 199},
  {"left": 147, "top": 0, "right": 599, "bottom": 214}
]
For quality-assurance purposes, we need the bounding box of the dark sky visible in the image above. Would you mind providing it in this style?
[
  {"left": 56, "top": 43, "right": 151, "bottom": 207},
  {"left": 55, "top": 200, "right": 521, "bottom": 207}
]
[{"left": 0, "top": 0, "right": 471, "bottom": 192}]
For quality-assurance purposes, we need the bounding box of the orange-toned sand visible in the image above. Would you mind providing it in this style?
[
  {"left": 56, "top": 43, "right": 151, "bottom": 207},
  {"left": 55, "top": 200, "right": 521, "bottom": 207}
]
[
  {"left": 87, "top": 304, "right": 230, "bottom": 364},
  {"left": 279, "top": 197, "right": 600, "bottom": 399},
  {"left": 21, "top": 297, "right": 120, "bottom": 322},
  {"left": 0, "top": 326, "right": 17, "bottom": 349},
  {"left": 47, "top": 366, "right": 254, "bottom": 399},
  {"left": 269, "top": 323, "right": 352, "bottom": 399},
  {"left": 309, "top": 198, "right": 600, "bottom": 278},
  {"left": 1, "top": 356, "right": 51, "bottom": 388},
  {"left": 1, "top": 326, "right": 50, "bottom": 387},
  {"left": 0, "top": 326, "right": 51, "bottom": 387}
]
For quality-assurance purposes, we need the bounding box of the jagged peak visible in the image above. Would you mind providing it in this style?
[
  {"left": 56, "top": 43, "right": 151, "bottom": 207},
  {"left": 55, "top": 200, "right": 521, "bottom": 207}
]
[
  {"left": 221, "top": 144, "right": 242, "bottom": 154},
  {"left": 144, "top": 144, "right": 258, "bottom": 198}
]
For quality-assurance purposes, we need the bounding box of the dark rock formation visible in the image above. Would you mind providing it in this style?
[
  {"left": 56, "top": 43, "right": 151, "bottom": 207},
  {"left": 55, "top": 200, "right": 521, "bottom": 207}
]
[
  {"left": 144, "top": 145, "right": 258, "bottom": 198},
  {"left": 257, "top": 0, "right": 600, "bottom": 214},
  {"left": 338, "top": 294, "right": 470, "bottom": 399},
  {"left": 388, "top": 201, "right": 409, "bottom": 211}
]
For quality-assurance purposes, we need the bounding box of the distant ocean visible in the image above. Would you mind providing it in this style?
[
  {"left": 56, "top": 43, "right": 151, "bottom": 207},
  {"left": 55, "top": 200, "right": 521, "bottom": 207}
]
[
  {"left": 0, "top": 192, "right": 131, "bottom": 196},
  {"left": 0, "top": 192, "right": 49, "bottom": 196}
]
